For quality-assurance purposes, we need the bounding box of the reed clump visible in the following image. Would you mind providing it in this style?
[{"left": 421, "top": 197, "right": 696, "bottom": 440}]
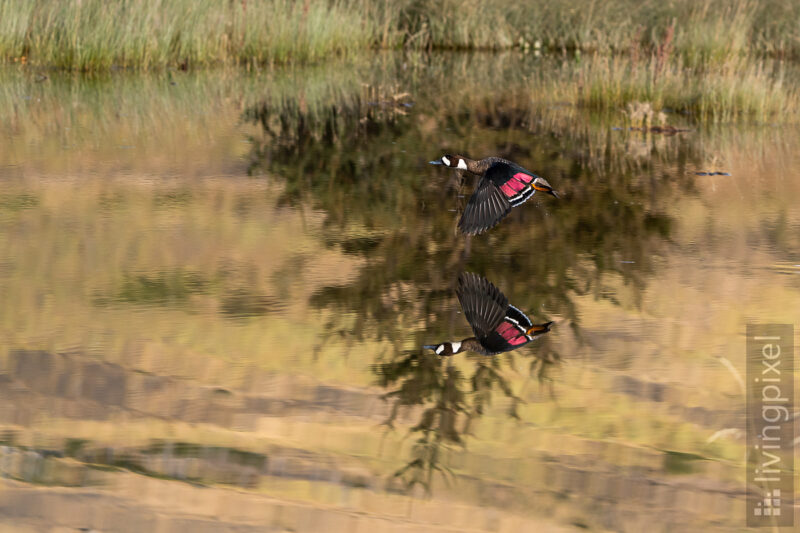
[
  {"left": 566, "top": 55, "right": 794, "bottom": 122},
  {"left": 0, "top": 0, "right": 398, "bottom": 70},
  {"left": 516, "top": 15, "right": 796, "bottom": 123},
  {"left": 400, "top": 0, "right": 800, "bottom": 59}
]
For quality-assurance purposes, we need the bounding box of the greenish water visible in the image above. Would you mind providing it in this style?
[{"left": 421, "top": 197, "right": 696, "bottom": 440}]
[{"left": 0, "top": 54, "right": 798, "bottom": 532}]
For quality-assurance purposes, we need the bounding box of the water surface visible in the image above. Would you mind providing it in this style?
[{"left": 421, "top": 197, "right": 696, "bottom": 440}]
[{"left": 1, "top": 54, "right": 799, "bottom": 532}]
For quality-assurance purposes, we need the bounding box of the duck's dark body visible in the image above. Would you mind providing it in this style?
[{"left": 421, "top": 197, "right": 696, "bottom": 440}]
[
  {"left": 430, "top": 155, "right": 559, "bottom": 235},
  {"left": 423, "top": 272, "right": 553, "bottom": 356}
]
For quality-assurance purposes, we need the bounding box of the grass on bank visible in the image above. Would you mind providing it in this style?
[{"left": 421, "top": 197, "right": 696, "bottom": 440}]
[
  {"left": 2, "top": 0, "right": 800, "bottom": 70},
  {"left": 0, "top": 0, "right": 396, "bottom": 70},
  {"left": 0, "top": 0, "right": 797, "bottom": 121},
  {"left": 403, "top": 0, "right": 800, "bottom": 61}
]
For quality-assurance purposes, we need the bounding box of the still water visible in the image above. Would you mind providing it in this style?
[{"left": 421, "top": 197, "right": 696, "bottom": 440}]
[{"left": 1, "top": 53, "right": 798, "bottom": 532}]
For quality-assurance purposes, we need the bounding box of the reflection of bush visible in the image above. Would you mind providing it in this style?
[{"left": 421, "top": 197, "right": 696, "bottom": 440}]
[
  {"left": 242, "top": 53, "right": 701, "bottom": 494},
  {"left": 243, "top": 53, "right": 692, "bottom": 341},
  {"left": 106, "top": 271, "right": 209, "bottom": 306},
  {"left": 377, "top": 347, "right": 557, "bottom": 494}
]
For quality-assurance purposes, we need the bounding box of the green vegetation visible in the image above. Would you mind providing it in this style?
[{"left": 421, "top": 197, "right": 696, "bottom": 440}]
[
  {"left": 404, "top": 0, "right": 800, "bottom": 59},
  {"left": 1, "top": 0, "right": 799, "bottom": 69},
  {"left": 1, "top": 0, "right": 798, "bottom": 121},
  {"left": 0, "top": 0, "right": 395, "bottom": 69},
  {"left": 561, "top": 55, "right": 794, "bottom": 122}
]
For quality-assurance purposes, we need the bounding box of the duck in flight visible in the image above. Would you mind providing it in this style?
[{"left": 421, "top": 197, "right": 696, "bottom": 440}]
[
  {"left": 423, "top": 272, "right": 553, "bottom": 356},
  {"left": 430, "top": 154, "right": 559, "bottom": 235}
]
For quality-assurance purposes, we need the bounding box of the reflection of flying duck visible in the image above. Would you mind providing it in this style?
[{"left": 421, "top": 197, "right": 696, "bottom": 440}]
[
  {"left": 430, "top": 154, "right": 559, "bottom": 235},
  {"left": 424, "top": 272, "right": 553, "bottom": 356}
]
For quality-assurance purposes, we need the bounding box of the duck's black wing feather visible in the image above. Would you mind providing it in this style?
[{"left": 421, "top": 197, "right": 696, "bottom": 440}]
[
  {"left": 456, "top": 272, "right": 508, "bottom": 339},
  {"left": 505, "top": 304, "right": 533, "bottom": 329},
  {"left": 457, "top": 177, "right": 512, "bottom": 235},
  {"left": 457, "top": 272, "right": 545, "bottom": 354}
]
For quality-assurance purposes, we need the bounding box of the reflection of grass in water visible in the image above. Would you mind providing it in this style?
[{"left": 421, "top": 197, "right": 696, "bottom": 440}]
[
  {"left": 64, "top": 438, "right": 89, "bottom": 458},
  {"left": 153, "top": 189, "right": 194, "bottom": 208},
  {"left": 1, "top": 59, "right": 796, "bottom": 516},
  {"left": 2, "top": 59, "right": 787, "bottom": 363},
  {"left": 0, "top": 54, "right": 794, "bottom": 189},
  {"left": 238, "top": 59, "right": 795, "bottom": 492},
  {"left": 220, "top": 290, "right": 281, "bottom": 318},
  {"left": 570, "top": 56, "right": 795, "bottom": 122},
  {"left": 0, "top": 58, "right": 399, "bottom": 166},
  {"left": 662, "top": 450, "right": 707, "bottom": 474},
  {"left": 0, "top": 194, "right": 39, "bottom": 211},
  {"left": 0, "top": 175, "right": 363, "bottom": 391},
  {"left": 112, "top": 271, "right": 209, "bottom": 306},
  {"left": 0, "top": 429, "right": 17, "bottom": 446}
]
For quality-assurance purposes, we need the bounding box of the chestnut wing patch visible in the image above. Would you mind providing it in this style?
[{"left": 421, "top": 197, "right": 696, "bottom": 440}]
[
  {"left": 456, "top": 272, "right": 543, "bottom": 355},
  {"left": 495, "top": 320, "right": 529, "bottom": 346},
  {"left": 501, "top": 173, "right": 536, "bottom": 206},
  {"left": 485, "top": 163, "right": 538, "bottom": 208},
  {"left": 499, "top": 172, "right": 532, "bottom": 196},
  {"left": 480, "top": 316, "right": 533, "bottom": 353}
]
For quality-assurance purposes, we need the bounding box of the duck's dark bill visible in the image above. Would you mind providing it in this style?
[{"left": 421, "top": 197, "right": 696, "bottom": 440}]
[
  {"left": 429, "top": 160, "right": 443, "bottom": 165},
  {"left": 422, "top": 344, "right": 437, "bottom": 350}
]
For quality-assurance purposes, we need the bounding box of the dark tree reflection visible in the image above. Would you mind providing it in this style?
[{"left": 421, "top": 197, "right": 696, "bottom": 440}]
[
  {"left": 373, "top": 270, "right": 559, "bottom": 494},
  {"left": 377, "top": 352, "right": 465, "bottom": 492},
  {"left": 242, "top": 53, "right": 702, "bottom": 494}
]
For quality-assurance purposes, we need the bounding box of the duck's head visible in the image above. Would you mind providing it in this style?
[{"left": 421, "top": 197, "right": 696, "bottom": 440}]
[
  {"left": 429, "top": 154, "right": 468, "bottom": 170},
  {"left": 422, "top": 341, "right": 465, "bottom": 356}
]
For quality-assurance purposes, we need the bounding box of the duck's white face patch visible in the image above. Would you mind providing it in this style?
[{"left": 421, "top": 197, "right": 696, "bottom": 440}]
[
  {"left": 441, "top": 156, "right": 450, "bottom": 166},
  {"left": 457, "top": 159, "right": 467, "bottom": 170},
  {"left": 451, "top": 341, "right": 462, "bottom": 352},
  {"left": 435, "top": 344, "right": 445, "bottom": 354}
]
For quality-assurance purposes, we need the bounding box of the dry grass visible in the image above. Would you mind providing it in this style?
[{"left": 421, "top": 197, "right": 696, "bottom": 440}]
[
  {"left": 1, "top": 0, "right": 797, "bottom": 122},
  {"left": 569, "top": 55, "right": 795, "bottom": 122},
  {"left": 1, "top": 0, "right": 799, "bottom": 70},
  {"left": 0, "top": 0, "right": 397, "bottom": 69},
  {"left": 402, "top": 0, "right": 800, "bottom": 59}
]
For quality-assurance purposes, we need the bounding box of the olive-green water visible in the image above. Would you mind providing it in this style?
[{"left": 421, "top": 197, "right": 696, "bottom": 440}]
[{"left": 1, "top": 53, "right": 798, "bottom": 532}]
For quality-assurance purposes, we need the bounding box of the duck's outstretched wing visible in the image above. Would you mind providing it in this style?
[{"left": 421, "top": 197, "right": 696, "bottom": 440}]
[
  {"left": 457, "top": 178, "right": 512, "bottom": 235},
  {"left": 456, "top": 272, "right": 508, "bottom": 339},
  {"left": 457, "top": 272, "right": 550, "bottom": 354},
  {"left": 484, "top": 161, "right": 539, "bottom": 207}
]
